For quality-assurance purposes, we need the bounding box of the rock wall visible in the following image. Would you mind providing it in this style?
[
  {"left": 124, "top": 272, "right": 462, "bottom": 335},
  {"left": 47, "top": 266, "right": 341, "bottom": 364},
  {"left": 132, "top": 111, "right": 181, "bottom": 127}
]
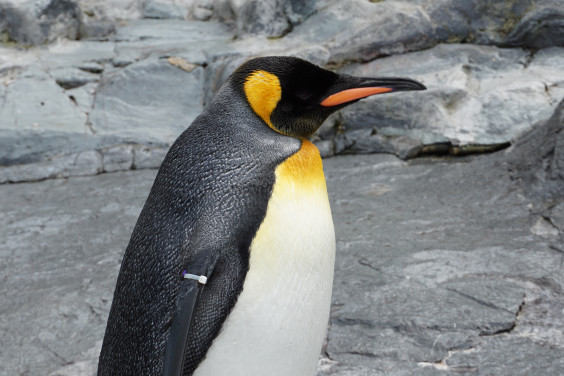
[
  {"left": 507, "top": 98, "right": 564, "bottom": 239},
  {"left": 1, "top": 0, "right": 564, "bottom": 182}
]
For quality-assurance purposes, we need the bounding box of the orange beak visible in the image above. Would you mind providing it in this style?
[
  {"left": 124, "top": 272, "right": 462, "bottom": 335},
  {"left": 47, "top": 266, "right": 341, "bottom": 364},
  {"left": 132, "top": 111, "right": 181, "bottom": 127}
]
[
  {"left": 320, "top": 77, "right": 426, "bottom": 107},
  {"left": 321, "top": 87, "right": 393, "bottom": 107}
]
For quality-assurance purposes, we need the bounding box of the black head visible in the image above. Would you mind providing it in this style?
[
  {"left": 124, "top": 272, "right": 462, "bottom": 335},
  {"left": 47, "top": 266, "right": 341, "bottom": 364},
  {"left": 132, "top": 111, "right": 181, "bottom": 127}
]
[{"left": 230, "top": 56, "right": 426, "bottom": 138}]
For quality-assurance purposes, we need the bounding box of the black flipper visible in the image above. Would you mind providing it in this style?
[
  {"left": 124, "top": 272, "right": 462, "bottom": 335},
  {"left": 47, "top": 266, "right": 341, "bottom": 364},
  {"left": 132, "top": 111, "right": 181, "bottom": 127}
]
[{"left": 163, "top": 273, "right": 205, "bottom": 376}]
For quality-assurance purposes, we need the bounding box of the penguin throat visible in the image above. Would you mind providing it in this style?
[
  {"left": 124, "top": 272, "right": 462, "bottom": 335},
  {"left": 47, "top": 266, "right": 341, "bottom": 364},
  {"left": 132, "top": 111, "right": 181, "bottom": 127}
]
[{"left": 244, "top": 70, "right": 282, "bottom": 132}]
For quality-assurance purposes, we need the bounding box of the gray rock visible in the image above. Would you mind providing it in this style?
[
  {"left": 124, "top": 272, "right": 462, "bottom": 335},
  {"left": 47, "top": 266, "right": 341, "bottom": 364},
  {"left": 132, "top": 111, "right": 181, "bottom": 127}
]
[
  {"left": 143, "top": 0, "right": 186, "bottom": 20},
  {"left": 38, "top": 40, "right": 116, "bottom": 68},
  {"left": 506, "top": 98, "right": 564, "bottom": 250},
  {"left": 89, "top": 57, "right": 205, "bottom": 145},
  {"left": 327, "top": 2, "right": 435, "bottom": 64},
  {"left": 101, "top": 145, "right": 134, "bottom": 172},
  {"left": 133, "top": 145, "right": 168, "bottom": 169},
  {"left": 333, "top": 129, "right": 423, "bottom": 160},
  {"left": 389, "top": 135, "right": 424, "bottom": 160},
  {"left": 66, "top": 82, "right": 98, "bottom": 114},
  {"left": 0, "top": 65, "right": 89, "bottom": 165},
  {"left": 38, "top": 0, "right": 82, "bottom": 41},
  {"left": 49, "top": 67, "right": 100, "bottom": 89},
  {"left": 0, "top": 0, "right": 82, "bottom": 46},
  {"left": 231, "top": 0, "right": 291, "bottom": 37},
  {"left": 549, "top": 202, "right": 564, "bottom": 233},
  {"left": 0, "top": 169, "right": 154, "bottom": 375},
  {"left": 192, "top": 7, "right": 213, "bottom": 21},
  {"left": 185, "top": 0, "right": 318, "bottom": 38},
  {"left": 507, "top": 97, "right": 564, "bottom": 207},
  {"left": 286, "top": 0, "right": 564, "bottom": 65},
  {"left": 423, "top": 0, "right": 562, "bottom": 48},
  {"left": 338, "top": 44, "right": 564, "bottom": 151},
  {"left": 0, "top": 150, "right": 102, "bottom": 183},
  {"left": 443, "top": 337, "right": 564, "bottom": 374},
  {"left": 112, "top": 19, "right": 232, "bottom": 67},
  {"left": 113, "top": 18, "right": 233, "bottom": 43},
  {"left": 2, "top": 1, "right": 564, "bottom": 183},
  {"left": 79, "top": 19, "right": 116, "bottom": 40},
  {"left": 321, "top": 151, "right": 564, "bottom": 375},
  {"left": 314, "top": 140, "right": 334, "bottom": 159},
  {"left": 0, "top": 2, "right": 43, "bottom": 46},
  {"left": 0, "top": 19, "right": 236, "bottom": 180},
  {"left": 504, "top": 2, "right": 564, "bottom": 48},
  {"left": 530, "top": 216, "right": 560, "bottom": 238},
  {"left": 76, "top": 0, "right": 143, "bottom": 21}
]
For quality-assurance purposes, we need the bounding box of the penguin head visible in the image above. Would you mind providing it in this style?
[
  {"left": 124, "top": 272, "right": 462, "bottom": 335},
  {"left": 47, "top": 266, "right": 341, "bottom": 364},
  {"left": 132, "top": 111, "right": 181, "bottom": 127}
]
[{"left": 231, "top": 56, "right": 426, "bottom": 138}]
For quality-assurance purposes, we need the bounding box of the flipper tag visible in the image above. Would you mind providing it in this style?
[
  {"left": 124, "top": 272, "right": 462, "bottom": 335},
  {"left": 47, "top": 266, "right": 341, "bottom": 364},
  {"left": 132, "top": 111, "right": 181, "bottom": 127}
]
[{"left": 182, "top": 271, "right": 208, "bottom": 285}]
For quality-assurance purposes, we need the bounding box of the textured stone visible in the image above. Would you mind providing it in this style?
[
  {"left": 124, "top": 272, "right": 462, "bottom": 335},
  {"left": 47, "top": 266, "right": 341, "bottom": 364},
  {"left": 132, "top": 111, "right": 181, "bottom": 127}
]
[
  {"left": 443, "top": 337, "right": 564, "bottom": 374},
  {"left": 0, "top": 169, "right": 153, "bottom": 375},
  {"left": 79, "top": 19, "right": 116, "bottom": 40},
  {"left": 0, "top": 0, "right": 82, "bottom": 46},
  {"left": 549, "top": 202, "right": 564, "bottom": 233},
  {"left": 66, "top": 82, "right": 98, "bottom": 114},
  {"left": 333, "top": 129, "right": 423, "bottom": 160},
  {"left": 133, "top": 145, "right": 168, "bottom": 169},
  {"left": 287, "top": 0, "right": 564, "bottom": 64},
  {"left": 423, "top": 0, "right": 564, "bottom": 48},
  {"left": 185, "top": 0, "right": 318, "bottom": 38},
  {"left": 530, "top": 216, "right": 560, "bottom": 238},
  {"left": 339, "top": 44, "right": 564, "bottom": 150},
  {"left": 231, "top": 0, "right": 291, "bottom": 37},
  {"left": 1, "top": 2, "right": 564, "bottom": 375},
  {"left": 321, "top": 153, "right": 564, "bottom": 375},
  {"left": 0, "top": 65, "right": 90, "bottom": 165},
  {"left": 143, "top": 0, "right": 187, "bottom": 20},
  {"left": 76, "top": 0, "right": 143, "bottom": 21},
  {"left": 0, "top": 150, "right": 102, "bottom": 183},
  {"left": 49, "top": 67, "right": 100, "bottom": 89},
  {"left": 112, "top": 19, "right": 233, "bottom": 66},
  {"left": 2, "top": 147, "right": 564, "bottom": 375},
  {"left": 2, "top": 0, "right": 564, "bottom": 182},
  {"left": 48, "top": 341, "right": 101, "bottom": 376},
  {"left": 39, "top": 39, "right": 117, "bottom": 68},
  {"left": 89, "top": 58, "right": 205, "bottom": 145},
  {"left": 314, "top": 140, "right": 334, "bottom": 159},
  {"left": 507, "top": 98, "right": 564, "bottom": 206},
  {"left": 101, "top": 145, "right": 133, "bottom": 172}
]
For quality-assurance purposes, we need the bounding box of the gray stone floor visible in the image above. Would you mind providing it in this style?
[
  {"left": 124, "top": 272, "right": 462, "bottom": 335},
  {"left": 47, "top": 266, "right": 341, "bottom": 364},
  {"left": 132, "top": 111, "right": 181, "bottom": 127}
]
[{"left": 1, "top": 152, "right": 563, "bottom": 375}]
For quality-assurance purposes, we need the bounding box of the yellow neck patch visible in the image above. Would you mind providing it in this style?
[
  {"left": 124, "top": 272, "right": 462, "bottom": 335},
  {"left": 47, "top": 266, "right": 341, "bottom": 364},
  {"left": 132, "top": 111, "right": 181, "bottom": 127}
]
[
  {"left": 276, "top": 139, "right": 326, "bottom": 190},
  {"left": 244, "top": 70, "right": 282, "bottom": 131}
]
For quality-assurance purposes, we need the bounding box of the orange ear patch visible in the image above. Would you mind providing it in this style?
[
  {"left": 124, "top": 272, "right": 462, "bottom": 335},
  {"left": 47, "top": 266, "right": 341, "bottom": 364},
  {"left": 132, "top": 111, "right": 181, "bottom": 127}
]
[{"left": 244, "top": 70, "right": 282, "bottom": 130}]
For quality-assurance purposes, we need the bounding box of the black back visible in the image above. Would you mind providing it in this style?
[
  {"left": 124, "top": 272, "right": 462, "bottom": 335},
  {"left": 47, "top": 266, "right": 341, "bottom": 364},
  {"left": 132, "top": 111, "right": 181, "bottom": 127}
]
[{"left": 97, "top": 78, "right": 301, "bottom": 375}]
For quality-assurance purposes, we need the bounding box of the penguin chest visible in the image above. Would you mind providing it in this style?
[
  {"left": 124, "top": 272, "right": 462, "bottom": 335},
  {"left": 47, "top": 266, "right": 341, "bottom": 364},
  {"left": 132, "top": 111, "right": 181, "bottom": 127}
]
[{"left": 194, "top": 141, "right": 336, "bottom": 376}]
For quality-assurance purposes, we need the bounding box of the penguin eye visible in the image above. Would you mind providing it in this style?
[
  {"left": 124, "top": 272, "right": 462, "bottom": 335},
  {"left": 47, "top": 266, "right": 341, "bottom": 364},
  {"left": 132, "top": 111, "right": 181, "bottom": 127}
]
[{"left": 294, "top": 89, "right": 314, "bottom": 102}]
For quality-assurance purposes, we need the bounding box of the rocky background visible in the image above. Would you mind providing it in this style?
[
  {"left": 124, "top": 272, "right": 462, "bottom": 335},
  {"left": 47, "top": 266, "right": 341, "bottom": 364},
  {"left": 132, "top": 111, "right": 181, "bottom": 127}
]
[{"left": 1, "top": 0, "right": 564, "bottom": 375}]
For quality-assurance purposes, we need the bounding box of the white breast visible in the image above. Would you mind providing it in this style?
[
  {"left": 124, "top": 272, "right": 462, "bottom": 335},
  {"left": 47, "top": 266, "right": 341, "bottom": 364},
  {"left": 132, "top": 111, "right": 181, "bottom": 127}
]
[{"left": 194, "top": 145, "right": 336, "bottom": 376}]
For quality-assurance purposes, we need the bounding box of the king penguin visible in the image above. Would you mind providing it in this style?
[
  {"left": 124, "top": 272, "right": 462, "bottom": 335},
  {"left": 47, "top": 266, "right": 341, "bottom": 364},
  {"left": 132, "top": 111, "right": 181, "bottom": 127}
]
[{"left": 97, "top": 56, "right": 425, "bottom": 376}]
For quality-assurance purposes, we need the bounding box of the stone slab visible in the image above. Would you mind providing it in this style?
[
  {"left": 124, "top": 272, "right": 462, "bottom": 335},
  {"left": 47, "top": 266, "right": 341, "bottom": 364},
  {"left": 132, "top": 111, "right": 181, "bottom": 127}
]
[{"left": 336, "top": 44, "right": 564, "bottom": 150}]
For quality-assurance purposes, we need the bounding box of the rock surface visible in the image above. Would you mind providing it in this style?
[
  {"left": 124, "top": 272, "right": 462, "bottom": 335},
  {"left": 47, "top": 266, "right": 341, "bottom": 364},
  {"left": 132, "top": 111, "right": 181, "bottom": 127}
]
[
  {"left": 2, "top": 0, "right": 564, "bottom": 182},
  {"left": 1, "top": 2, "right": 564, "bottom": 373},
  {"left": 1, "top": 105, "right": 563, "bottom": 374},
  {"left": 330, "top": 45, "right": 564, "bottom": 153}
]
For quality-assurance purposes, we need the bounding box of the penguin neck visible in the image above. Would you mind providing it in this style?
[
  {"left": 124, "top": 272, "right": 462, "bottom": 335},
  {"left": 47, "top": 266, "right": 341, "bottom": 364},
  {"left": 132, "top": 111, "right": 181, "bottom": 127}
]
[
  {"left": 204, "top": 83, "right": 326, "bottom": 173},
  {"left": 277, "top": 139, "right": 325, "bottom": 190}
]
